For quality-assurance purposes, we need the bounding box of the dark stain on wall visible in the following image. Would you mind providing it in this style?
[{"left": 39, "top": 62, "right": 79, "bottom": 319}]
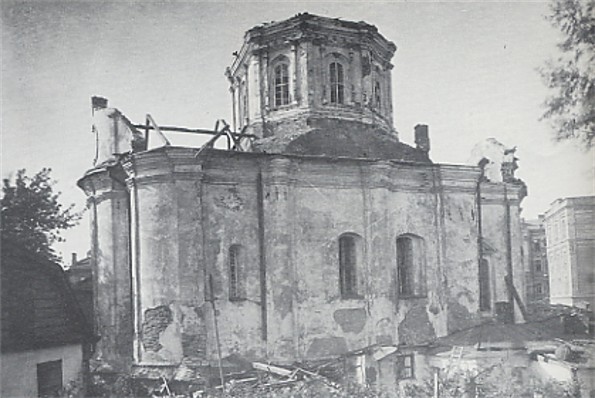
[
  {"left": 182, "top": 332, "right": 205, "bottom": 358},
  {"left": 366, "top": 366, "right": 377, "bottom": 385},
  {"left": 375, "top": 317, "right": 393, "bottom": 344},
  {"left": 273, "top": 285, "right": 293, "bottom": 317},
  {"left": 306, "top": 336, "right": 348, "bottom": 358},
  {"left": 447, "top": 300, "right": 477, "bottom": 333},
  {"left": 398, "top": 303, "right": 436, "bottom": 345},
  {"left": 141, "top": 305, "right": 172, "bottom": 352},
  {"left": 333, "top": 308, "right": 367, "bottom": 333},
  {"left": 216, "top": 187, "right": 244, "bottom": 211}
]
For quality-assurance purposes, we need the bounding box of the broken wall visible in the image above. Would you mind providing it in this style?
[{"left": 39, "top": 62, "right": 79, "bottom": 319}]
[
  {"left": 120, "top": 149, "right": 208, "bottom": 376},
  {"left": 195, "top": 150, "right": 483, "bottom": 364},
  {"left": 78, "top": 168, "right": 133, "bottom": 372},
  {"left": 84, "top": 145, "right": 530, "bottom": 379},
  {"left": 479, "top": 182, "right": 526, "bottom": 322}
]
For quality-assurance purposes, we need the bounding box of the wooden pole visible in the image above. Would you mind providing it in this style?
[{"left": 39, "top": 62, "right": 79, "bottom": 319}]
[
  {"left": 433, "top": 367, "right": 440, "bottom": 398},
  {"left": 209, "top": 274, "right": 225, "bottom": 395}
]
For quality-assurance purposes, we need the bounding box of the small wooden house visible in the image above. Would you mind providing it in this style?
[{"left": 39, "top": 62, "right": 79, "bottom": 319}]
[{"left": 1, "top": 240, "right": 95, "bottom": 397}]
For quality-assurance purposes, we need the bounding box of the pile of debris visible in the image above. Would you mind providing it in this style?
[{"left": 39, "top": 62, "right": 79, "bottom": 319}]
[
  {"left": 150, "top": 359, "right": 347, "bottom": 398},
  {"left": 216, "top": 360, "right": 343, "bottom": 396}
]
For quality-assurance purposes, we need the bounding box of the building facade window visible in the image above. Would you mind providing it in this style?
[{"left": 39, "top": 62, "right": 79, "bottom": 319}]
[
  {"left": 396, "top": 354, "right": 415, "bottom": 380},
  {"left": 339, "top": 234, "right": 360, "bottom": 298},
  {"left": 229, "top": 245, "right": 244, "bottom": 300},
  {"left": 274, "top": 63, "right": 290, "bottom": 107},
  {"left": 534, "top": 259, "right": 542, "bottom": 272},
  {"left": 374, "top": 81, "right": 381, "bottom": 108},
  {"left": 535, "top": 283, "right": 543, "bottom": 295},
  {"left": 396, "top": 234, "right": 426, "bottom": 297},
  {"left": 329, "top": 62, "right": 345, "bottom": 104},
  {"left": 479, "top": 258, "right": 491, "bottom": 311}
]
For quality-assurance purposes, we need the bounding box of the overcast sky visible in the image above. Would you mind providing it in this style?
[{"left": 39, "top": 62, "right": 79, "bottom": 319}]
[{"left": 2, "top": 1, "right": 593, "bottom": 263}]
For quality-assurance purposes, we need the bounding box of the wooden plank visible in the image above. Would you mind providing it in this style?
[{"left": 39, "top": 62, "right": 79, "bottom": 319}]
[
  {"left": 131, "top": 124, "right": 256, "bottom": 138},
  {"left": 252, "top": 362, "right": 293, "bottom": 377},
  {"left": 505, "top": 275, "right": 528, "bottom": 321}
]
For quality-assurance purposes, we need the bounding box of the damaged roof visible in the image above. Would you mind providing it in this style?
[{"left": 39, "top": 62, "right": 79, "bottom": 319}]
[
  {"left": 1, "top": 239, "right": 96, "bottom": 353},
  {"left": 253, "top": 119, "right": 431, "bottom": 163},
  {"left": 433, "top": 316, "right": 591, "bottom": 350}
]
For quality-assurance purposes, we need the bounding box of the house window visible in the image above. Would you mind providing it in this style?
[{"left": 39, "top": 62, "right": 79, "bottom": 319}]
[
  {"left": 374, "top": 81, "right": 381, "bottom": 108},
  {"left": 339, "top": 234, "right": 359, "bottom": 298},
  {"left": 396, "top": 354, "right": 415, "bottom": 380},
  {"left": 535, "top": 283, "right": 543, "bottom": 295},
  {"left": 479, "top": 258, "right": 491, "bottom": 311},
  {"left": 396, "top": 235, "right": 426, "bottom": 297},
  {"left": 329, "top": 62, "right": 345, "bottom": 104},
  {"left": 229, "top": 245, "right": 244, "bottom": 300},
  {"left": 37, "top": 360, "right": 62, "bottom": 397},
  {"left": 274, "top": 63, "right": 290, "bottom": 107},
  {"left": 534, "top": 259, "right": 542, "bottom": 272}
]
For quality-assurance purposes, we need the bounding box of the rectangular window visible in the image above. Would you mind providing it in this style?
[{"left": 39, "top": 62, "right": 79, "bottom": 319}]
[
  {"left": 479, "top": 258, "right": 491, "bottom": 311},
  {"left": 274, "top": 64, "right": 290, "bottom": 107},
  {"left": 534, "top": 259, "right": 542, "bottom": 272},
  {"left": 397, "top": 237, "right": 414, "bottom": 296},
  {"left": 339, "top": 235, "right": 358, "bottom": 298},
  {"left": 396, "top": 235, "right": 427, "bottom": 298},
  {"left": 374, "top": 81, "right": 381, "bottom": 108},
  {"left": 229, "top": 245, "right": 244, "bottom": 300},
  {"left": 329, "top": 62, "right": 345, "bottom": 104},
  {"left": 37, "top": 359, "right": 62, "bottom": 397},
  {"left": 396, "top": 354, "right": 415, "bottom": 380}
]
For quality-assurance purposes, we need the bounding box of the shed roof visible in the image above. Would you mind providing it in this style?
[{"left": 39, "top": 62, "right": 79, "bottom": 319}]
[
  {"left": 434, "top": 315, "right": 591, "bottom": 351},
  {"left": 1, "top": 239, "right": 95, "bottom": 353}
]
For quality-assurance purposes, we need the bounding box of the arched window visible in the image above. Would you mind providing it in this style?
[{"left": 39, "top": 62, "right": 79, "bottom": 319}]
[
  {"left": 229, "top": 245, "right": 244, "bottom": 300},
  {"left": 274, "top": 63, "right": 290, "bottom": 107},
  {"left": 329, "top": 62, "right": 345, "bottom": 104},
  {"left": 374, "top": 81, "right": 381, "bottom": 108},
  {"left": 479, "top": 258, "right": 491, "bottom": 311},
  {"left": 339, "top": 234, "right": 359, "bottom": 298},
  {"left": 396, "top": 235, "right": 426, "bottom": 297}
]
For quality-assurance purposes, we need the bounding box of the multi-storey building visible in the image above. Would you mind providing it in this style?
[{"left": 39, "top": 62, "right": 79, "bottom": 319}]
[
  {"left": 521, "top": 218, "right": 549, "bottom": 304},
  {"left": 544, "top": 196, "right": 595, "bottom": 309}
]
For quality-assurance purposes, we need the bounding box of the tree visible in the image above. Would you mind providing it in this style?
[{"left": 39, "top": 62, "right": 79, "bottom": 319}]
[
  {"left": 1, "top": 168, "right": 81, "bottom": 263},
  {"left": 540, "top": 0, "right": 595, "bottom": 148}
]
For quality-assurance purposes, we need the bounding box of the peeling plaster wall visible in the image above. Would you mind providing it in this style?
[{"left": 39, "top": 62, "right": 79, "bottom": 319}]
[
  {"left": 480, "top": 182, "right": 526, "bottom": 321},
  {"left": 159, "top": 151, "right": 476, "bottom": 364},
  {"left": 82, "top": 147, "right": 527, "bottom": 376},
  {"left": 202, "top": 156, "right": 264, "bottom": 361},
  {"left": 441, "top": 192, "right": 482, "bottom": 333},
  {"left": 78, "top": 169, "right": 133, "bottom": 371},
  {"left": 134, "top": 177, "right": 183, "bottom": 365}
]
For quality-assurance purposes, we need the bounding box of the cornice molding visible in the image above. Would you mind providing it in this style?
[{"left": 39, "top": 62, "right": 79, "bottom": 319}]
[
  {"left": 93, "top": 148, "right": 485, "bottom": 196},
  {"left": 78, "top": 167, "right": 127, "bottom": 198},
  {"left": 122, "top": 148, "right": 205, "bottom": 186},
  {"left": 480, "top": 181, "right": 526, "bottom": 204},
  {"left": 231, "top": 14, "right": 396, "bottom": 75},
  {"left": 87, "top": 190, "right": 128, "bottom": 206}
]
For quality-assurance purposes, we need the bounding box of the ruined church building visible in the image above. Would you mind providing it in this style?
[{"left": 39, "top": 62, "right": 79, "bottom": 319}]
[{"left": 79, "top": 13, "right": 527, "bottom": 385}]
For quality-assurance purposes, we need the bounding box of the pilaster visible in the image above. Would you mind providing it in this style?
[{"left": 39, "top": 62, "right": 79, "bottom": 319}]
[
  {"left": 122, "top": 150, "right": 182, "bottom": 368},
  {"left": 262, "top": 156, "right": 296, "bottom": 360},
  {"left": 78, "top": 167, "right": 133, "bottom": 372}
]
